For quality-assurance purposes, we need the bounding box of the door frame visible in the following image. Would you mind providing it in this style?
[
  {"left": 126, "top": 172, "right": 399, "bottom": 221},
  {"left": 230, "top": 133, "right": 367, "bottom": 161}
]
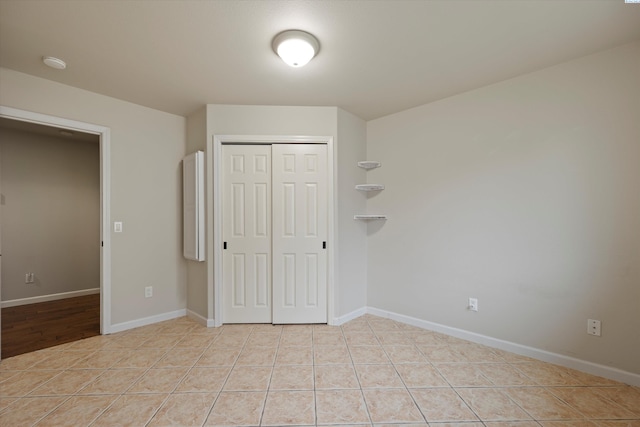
[
  {"left": 210, "top": 135, "right": 335, "bottom": 326},
  {"left": 0, "top": 106, "right": 112, "bottom": 350}
]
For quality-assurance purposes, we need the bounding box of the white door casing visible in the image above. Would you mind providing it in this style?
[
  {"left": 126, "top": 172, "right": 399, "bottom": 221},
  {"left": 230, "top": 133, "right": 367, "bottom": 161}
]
[
  {"left": 272, "top": 144, "right": 328, "bottom": 324},
  {"left": 222, "top": 145, "right": 272, "bottom": 323},
  {"left": 0, "top": 106, "right": 111, "bottom": 349},
  {"left": 212, "top": 135, "right": 335, "bottom": 327}
]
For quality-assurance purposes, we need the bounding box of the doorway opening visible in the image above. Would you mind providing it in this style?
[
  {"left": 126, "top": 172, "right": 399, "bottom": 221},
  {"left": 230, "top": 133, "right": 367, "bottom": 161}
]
[{"left": 0, "top": 106, "right": 111, "bottom": 360}]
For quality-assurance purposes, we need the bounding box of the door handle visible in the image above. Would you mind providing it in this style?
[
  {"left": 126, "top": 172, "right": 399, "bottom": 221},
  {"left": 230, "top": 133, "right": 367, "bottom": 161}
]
[
  {"left": 322, "top": 241, "right": 326, "bottom": 249},
  {"left": 224, "top": 242, "right": 227, "bottom": 250}
]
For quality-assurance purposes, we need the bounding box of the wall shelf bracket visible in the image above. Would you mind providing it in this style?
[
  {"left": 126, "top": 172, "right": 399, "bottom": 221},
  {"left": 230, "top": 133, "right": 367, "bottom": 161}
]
[
  {"left": 357, "top": 161, "right": 381, "bottom": 170},
  {"left": 355, "top": 184, "right": 385, "bottom": 191},
  {"left": 354, "top": 214, "right": 387, "bottom": 220}
]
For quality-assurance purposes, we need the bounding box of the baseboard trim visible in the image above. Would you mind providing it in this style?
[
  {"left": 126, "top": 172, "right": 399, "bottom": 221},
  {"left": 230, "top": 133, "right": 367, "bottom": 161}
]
[
  {"left": 332, "top": 306, "right": 368, "bottom": 326},
  {"left": 187, "top": 309, "right": 217, "bottom": 327},
  {"left": 366, "top": 306, "right": 640, "bottom": 387},
  {"left": 109, "top": 309, "right": 187, "bottom": 334},
  {"left": 1, "top": 288, "right": 100, "bottom": 308}
]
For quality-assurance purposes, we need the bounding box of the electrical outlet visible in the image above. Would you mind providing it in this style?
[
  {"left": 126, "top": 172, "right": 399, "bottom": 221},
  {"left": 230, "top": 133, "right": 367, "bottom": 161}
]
[
  {"left": 25, "top": 273, "right": 35, "bottom": 284},
  {"left": 468, "top": 297, "right": 478, "bottom": 312},
  {"left": 145, "top": 286, "right": 153, "bottom": 298},
  {"left": 587, "top": 319, "right": 601, "bottom": 336}
]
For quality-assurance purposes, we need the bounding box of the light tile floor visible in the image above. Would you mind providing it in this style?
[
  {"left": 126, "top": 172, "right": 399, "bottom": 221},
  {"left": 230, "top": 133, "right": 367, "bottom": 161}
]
[{"left": 1, "top": 314, "right": 639, "bottom": 426}]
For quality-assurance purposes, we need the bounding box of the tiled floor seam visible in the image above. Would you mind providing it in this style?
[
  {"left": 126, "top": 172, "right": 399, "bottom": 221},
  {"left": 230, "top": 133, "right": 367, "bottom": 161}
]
[
  {"left": 153, "top": 326, "right": 241, "bottom": 426},
  {"left": 26, "top": 393, "right": 74, "bottom": 427},
  {"left": 135, "top": 364, "right": 191, "bottom": 427},
  {"left": 381, "top": 340, "right": 430, "bottom": 425},
  {"left": 343, "top": 321, "right": 375, "bottom": 426},
  {"left": 311, "top": 333, "right": 318, "bottom": 427},
  {"left": 205, "top": 326, "right": 255, "bottom": 427},
  {"left": 86, "top": 394, "right": 123, "bottom": 427},
  {"left": 258, "top": 330, "right": 281, "bottom": 427}
]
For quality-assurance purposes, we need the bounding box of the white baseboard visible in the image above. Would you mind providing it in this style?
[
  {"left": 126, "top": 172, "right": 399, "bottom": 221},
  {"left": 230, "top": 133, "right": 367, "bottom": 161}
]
[
  {"left": 366, "top": 306, "right": 640, "bottom": 387},
  {"left": 109, "top": 309, "right": 187, "bottom": 334},
  {"left": 332, "top": 306, "right": 368, "bottom": 326},
  {"left": 1, "top": 288, "right": 100, "bottom": 308},
  {"left": 187, "top": 309, "right": 217, "bottom": 327}
]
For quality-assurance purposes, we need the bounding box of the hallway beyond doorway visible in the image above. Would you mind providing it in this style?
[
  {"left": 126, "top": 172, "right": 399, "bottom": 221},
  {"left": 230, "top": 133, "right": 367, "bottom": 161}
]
[{"left": 1, "top": 294, "right": 99, "bottom": 358}]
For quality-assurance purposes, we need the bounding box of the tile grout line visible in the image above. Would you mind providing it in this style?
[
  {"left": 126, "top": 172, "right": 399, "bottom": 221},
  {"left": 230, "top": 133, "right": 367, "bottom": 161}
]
[
  {"left": 27, "top": 393, "right": 74, "bottom": 427},
  {"left": 258, "top": 324, "right": 281, "bottom": 427},
  {"left": 376, "top": 322, "right": 430, "bottom": 425},
  {"left": 89, "top": 324, "right": 188, "bottom": 426},
  {"left": 91, "top": 322, "right": 201, "bottom": 426},
  {"left": 5, "top": 351, "right": 91, "bottom": 425},
  {"left": 203, "top": 323, "right": 254, "bottom": 427},
  {"left": 343, "top": 320, "right": 376, "bottom": 427},
  {"left": 312, "top": 325, "right": 318, "bottom": 427},
  {"left": 194, "top": 324, "right": 236, "bottom": 427}
]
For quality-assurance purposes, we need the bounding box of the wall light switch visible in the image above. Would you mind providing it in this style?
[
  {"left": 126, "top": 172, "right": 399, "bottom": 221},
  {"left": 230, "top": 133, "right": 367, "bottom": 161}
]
[{"left": 114, "top": 222, "right": 123, "bottom": 233}]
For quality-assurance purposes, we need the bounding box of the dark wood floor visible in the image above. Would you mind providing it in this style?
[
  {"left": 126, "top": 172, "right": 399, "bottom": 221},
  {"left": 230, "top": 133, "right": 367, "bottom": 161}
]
[{"left": 1, "top": 294, "right": 100, "bottom": 359}]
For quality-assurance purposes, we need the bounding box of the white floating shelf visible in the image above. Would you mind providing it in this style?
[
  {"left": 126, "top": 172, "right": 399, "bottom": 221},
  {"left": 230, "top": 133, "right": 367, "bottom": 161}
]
[
  {"left": 355, "top": 184, "right": 385, "bottom": 191},
  {"left": 354, "top": 215, "right": 387, "bottom": 220},
  {"left": 357, "top": 161, "right": 381, "bottom": 170}
]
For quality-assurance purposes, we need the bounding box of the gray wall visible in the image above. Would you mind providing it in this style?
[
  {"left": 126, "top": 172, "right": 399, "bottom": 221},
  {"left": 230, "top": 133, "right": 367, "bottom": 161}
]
[
  {"left": 185, "top": 107, "right": 208, "bottom": 318},
  {"left": 0, "top": 68, "right": 188, "bottom": 326},
  {"left": 336, "top": 108, "right": 368, "bottom": 316},
  {"left": 184, "top": 105, "right": 369, "bottom": 322},
  {"left": 206, "top": 105, "right": 339, "bottom": 323},
  {"left": 0, "top": 128, "right": 99, "bottom": 301},
  {"left": 366, "top": 41, "right": 640, "bottom": 374}
]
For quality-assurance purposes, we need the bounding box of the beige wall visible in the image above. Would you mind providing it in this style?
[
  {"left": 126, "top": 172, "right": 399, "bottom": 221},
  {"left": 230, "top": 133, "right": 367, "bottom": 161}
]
[
  {"left": 206, "top": 105, "right": 339, "bottom": 323},
  {"left": 0, "top": 128, "right": 99, "bottom": 301},
  {"left": 206, "top": 105, "right": 338, "bottom": 136},
  {"left": 336, "top": 108, "right": 368, "bottom": 316},
  {"left": 185, "top": 107, "right": 208, "bottom": 319},
  {"left": 185, "top": 105, "right": 368, "bottom": 322},
  {"left": 0, "top": 68, "right": 188, "bottom": 326},
  {"left": 366, "top": 41, "right": 640, "bottom": 374}
]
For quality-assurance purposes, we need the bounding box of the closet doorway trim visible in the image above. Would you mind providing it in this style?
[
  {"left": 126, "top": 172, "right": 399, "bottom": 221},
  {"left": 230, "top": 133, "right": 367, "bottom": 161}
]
[{"left": 210, "top": 135, "right": 335, "bottom": 326}]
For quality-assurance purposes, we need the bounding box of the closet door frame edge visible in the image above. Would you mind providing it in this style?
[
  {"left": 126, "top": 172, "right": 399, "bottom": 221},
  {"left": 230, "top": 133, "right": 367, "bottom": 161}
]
[{"left": 210, "top": 135, "right": 335, "bottom": 327}]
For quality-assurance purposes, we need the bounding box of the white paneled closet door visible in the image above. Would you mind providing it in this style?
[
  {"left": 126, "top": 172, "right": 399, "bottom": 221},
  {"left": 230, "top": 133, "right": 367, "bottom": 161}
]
[
  {"left": 221, "top": 143, "right": 328, "bottom": 324},
  {"left": 222, "top": 145, "right": 272, "bottom": 323},
  {"left": 272, "top": 144, "right": 328, "bottom": 324}
]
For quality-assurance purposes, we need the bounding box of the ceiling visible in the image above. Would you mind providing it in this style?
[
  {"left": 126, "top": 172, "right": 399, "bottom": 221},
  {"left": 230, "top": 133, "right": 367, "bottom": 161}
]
[{"left": 1, "top": 0, "right": 639, "bottom": 121}]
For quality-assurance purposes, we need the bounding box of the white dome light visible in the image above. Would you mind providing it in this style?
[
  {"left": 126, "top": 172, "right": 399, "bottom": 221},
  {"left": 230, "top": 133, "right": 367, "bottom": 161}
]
[
  {"left": 43, "top": 56, "right": 67, "bottom": 70},
  {"left": 272, "top": 30, "right": 319, "bottom": 67}
]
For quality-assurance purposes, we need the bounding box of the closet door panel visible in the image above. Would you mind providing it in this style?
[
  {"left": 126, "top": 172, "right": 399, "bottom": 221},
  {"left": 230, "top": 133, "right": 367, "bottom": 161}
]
[
  {"left": 222, "top": 145, "right": 272, "bottom": 323},
  {"left": 272, "top": 144, "right": 327, "bottom": 324}
]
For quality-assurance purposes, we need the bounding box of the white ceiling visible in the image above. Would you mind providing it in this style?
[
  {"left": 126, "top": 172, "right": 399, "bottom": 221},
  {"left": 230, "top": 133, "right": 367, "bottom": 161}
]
[{"left": 1, "top": 0, "right": 639, "bottom": 121}]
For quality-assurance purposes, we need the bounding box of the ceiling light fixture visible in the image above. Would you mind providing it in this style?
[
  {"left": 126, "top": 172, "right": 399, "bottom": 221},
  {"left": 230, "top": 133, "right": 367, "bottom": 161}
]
[
  {"left": 272, "top": 30, "right": 319, "bottom": 67},
  {"left": 43, "top": 56, "right": 66, "bottom": 70}
]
